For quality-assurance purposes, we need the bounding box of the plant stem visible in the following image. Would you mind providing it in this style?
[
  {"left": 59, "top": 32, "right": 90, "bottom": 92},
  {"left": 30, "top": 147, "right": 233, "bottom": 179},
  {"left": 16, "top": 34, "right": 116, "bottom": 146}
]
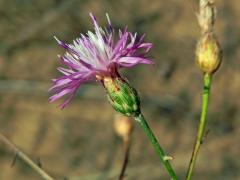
[
  {"left": 0, "top": 133, "right": 55, "bottom": 180},
  {"left": 118, "top": 137, "right": 131, "bottom": 180},
  {"left": 186, "top": 73, "right": 212, "bottom": 180},
  {"left": 135, "top": 113, "right": 177, "bottom": 180}
]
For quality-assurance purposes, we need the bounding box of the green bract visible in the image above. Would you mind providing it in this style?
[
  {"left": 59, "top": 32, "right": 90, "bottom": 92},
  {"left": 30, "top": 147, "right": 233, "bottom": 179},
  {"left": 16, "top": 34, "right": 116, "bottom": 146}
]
[{"left": 103, "top": 77, "right": 140, "bottom": 116}]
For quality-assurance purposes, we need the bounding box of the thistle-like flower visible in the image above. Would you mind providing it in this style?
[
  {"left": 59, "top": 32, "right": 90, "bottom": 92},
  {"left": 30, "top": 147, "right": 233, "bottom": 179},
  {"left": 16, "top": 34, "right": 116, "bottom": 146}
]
[
  {"left": 49, "top": 13, "right": 153, "bottom": 110},
  {"left": 49, "top": 14, "right": 177, "bottom": 179}
]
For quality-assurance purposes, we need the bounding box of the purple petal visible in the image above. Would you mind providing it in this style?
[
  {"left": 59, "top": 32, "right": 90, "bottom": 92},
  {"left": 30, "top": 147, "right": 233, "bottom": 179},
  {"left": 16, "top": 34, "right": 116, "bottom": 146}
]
[
  {"left": 59, "top": 88, "right": 78, "bottom": 109},
  {"left": 59, "top": 56, "right": 81, "bottom": 70},
  {"left": 55, "top": 37, "right": 95, "bottom": 71},
  {"left": 49, "top": 88, "right": 75, "bottom": 102},
  {"left": 106, "top": 13, "right": 113, "bottom": 33},
  {"left": 57, "top": 67, "right": 75, "bottom": 75},
  {"left": 116, "top": 57, "right": 153, "bottom": 67},
  {"left": 54, "top": 36, "right": 69, "bottom": 49},
  {"left": 138, "top": 43, "right": 153, "bottom": 52},
  {"left": 49, "top": 78, "right": 72, "bottom": 91},
  {"left": 112, "top": 31, "right": 128, "bottom": 56},
  {"left": 50, "top": 71, "right": 93, "bottom": 91},
  {"left": 89, "top": 13, "right": 98, "bottom": 27}
]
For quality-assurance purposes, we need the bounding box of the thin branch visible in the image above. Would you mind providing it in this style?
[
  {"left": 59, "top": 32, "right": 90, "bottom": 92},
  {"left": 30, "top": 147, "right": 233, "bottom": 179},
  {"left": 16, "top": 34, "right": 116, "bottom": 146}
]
[
  {"left": 118, "top": 137, "right": 131, "bottom": 180},
  {"left": 0, "top": 133, "right": 55, "bottom": 180}
]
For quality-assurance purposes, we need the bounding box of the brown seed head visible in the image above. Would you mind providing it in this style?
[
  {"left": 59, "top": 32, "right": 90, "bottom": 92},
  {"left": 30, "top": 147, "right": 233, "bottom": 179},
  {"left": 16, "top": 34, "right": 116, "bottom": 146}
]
[{"left": 114, "top": 114, "right": 133, "bottom": 141}]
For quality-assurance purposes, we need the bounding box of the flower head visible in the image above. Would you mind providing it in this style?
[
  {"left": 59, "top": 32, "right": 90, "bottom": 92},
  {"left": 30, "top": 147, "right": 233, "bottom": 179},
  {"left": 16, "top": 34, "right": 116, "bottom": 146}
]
[
  {"left": 196, "top": 33, "right": 222, "bottom": 74},
  {"left": 50, "top": 13, "right": 153, "bottom": 109}
]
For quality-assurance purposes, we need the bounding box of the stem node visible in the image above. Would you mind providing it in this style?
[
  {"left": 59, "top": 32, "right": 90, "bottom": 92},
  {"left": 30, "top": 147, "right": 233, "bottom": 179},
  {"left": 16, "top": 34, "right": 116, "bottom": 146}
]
[{"left": 135, "top": 113, "right": 177, "bottom": 180}]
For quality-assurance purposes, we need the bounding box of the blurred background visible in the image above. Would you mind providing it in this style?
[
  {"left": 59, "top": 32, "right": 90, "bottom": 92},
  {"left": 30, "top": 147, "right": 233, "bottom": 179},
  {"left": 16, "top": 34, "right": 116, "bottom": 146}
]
[{"left": 0, "top": 0, "right": 239, "bottom": 179}]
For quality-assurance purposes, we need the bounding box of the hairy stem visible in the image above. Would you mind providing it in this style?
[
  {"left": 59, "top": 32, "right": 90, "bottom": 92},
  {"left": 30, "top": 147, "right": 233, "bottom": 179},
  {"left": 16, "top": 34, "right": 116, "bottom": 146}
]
[
  {"left": 0, "top": 133, "right": 55, "bottom": 180},
  {"left": 186, "top": 73, "right": 212, "bottom": 180},
  {"left": 135, "top": 113, "right": 177, "bottom": 180}
]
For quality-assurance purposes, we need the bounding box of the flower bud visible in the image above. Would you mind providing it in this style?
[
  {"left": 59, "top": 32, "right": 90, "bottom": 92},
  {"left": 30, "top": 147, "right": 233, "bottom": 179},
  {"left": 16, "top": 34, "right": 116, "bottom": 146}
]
[
  {"left": 114, "top": 114, "right": 133, "bottom": 141},
  {"left": 102, "top": 76, "right": 140, "bottom": 116},
  {"left": 196, "top": 33, "right": 222, "bottom": 74}
]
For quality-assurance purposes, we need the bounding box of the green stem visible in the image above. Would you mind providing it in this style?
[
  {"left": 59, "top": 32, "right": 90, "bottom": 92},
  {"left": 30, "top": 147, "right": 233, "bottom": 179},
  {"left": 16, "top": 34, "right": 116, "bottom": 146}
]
[
  {"left": 135, "top": 113, "right": 177, "bottom": 180},
  {"left": 186, "top": 73, "right": 212, "bottom": 180}
]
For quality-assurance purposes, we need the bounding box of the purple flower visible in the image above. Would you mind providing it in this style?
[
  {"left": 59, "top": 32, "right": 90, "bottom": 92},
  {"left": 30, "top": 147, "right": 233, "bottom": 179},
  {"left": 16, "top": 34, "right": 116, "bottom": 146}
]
[{"left": 49, "top": 13, "right": 153, "bottom": 109}]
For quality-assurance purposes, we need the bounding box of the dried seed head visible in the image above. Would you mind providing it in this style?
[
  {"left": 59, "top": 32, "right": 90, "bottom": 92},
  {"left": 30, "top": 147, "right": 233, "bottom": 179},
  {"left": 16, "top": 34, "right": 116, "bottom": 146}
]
[
  {"left": 196, "top": 33, "right": 222, "bottom": 74},
  {"left": 102, "top": 76, "right": 140, "bottom": 117},
  {"left": 198, "top": 0, "right": 216, "bottom": 33},
  {"left": 114, "top": 114, "right": 133, "bottom": 141}
]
